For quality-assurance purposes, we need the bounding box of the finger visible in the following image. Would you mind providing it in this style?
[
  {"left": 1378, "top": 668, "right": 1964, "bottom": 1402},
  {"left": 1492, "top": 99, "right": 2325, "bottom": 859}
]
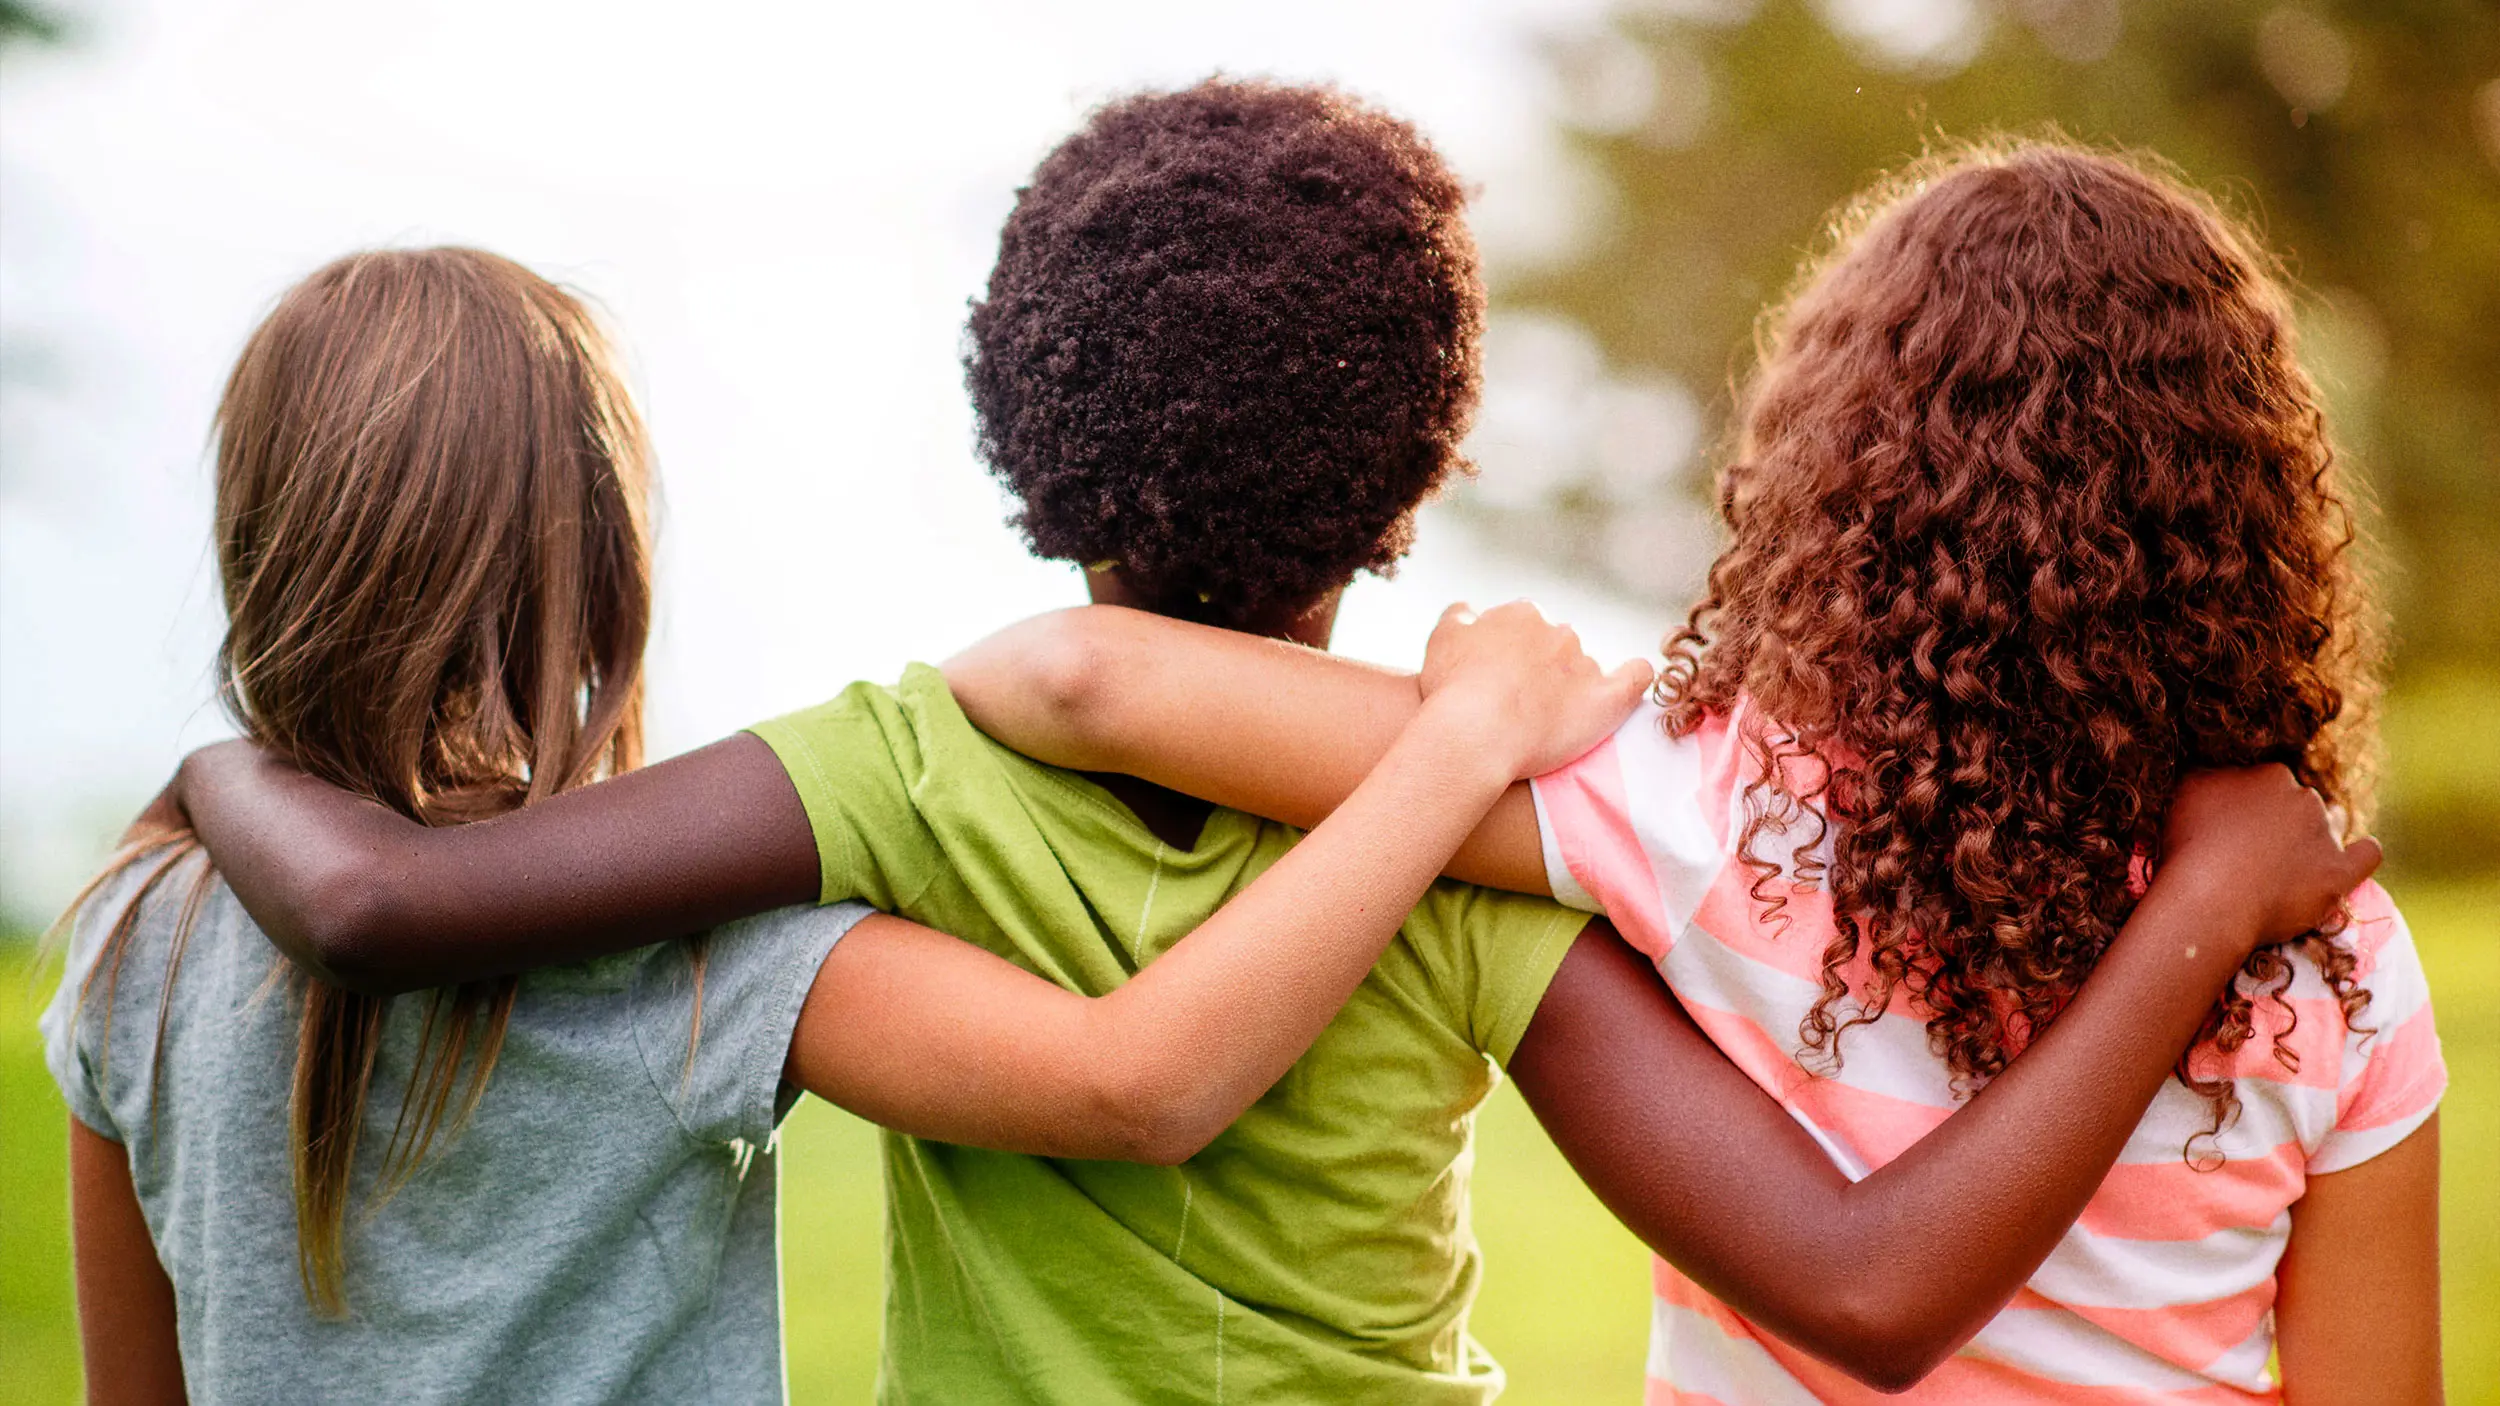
[
  {"left": 1607, "top": 658, "right": 1657, "bottom": 701},
  {"left": 2340, "top": 835, "right": 2384, "bottom": 885},
  {"left": 1436, "top": 601, "right": 1475, "bottom": 630}
]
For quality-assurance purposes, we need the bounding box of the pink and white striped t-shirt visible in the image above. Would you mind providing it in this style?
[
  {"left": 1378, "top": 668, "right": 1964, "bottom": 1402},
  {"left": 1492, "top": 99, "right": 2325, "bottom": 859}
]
[{"left": 1530, "top": 696, "right": 2446, "bottom": 1405}]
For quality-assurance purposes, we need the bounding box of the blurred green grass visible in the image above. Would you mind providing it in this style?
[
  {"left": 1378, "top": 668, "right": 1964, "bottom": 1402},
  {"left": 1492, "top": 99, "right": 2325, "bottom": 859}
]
[{"left": 3, "top": 878, "right": 2490, "bottom": 1403}]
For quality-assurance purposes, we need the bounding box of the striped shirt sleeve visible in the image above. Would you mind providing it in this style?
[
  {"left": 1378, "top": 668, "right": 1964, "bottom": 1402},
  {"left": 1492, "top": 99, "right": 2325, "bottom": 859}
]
[
  {"left": 1528, "top": 702, "right": 1734, "bottom": 962},
  {"left": 1528, "top": 709, "right": 1653, "bottom": 917},
  {"left": 2310, "top": 886, "right": 2447, "bottom": 1174}
]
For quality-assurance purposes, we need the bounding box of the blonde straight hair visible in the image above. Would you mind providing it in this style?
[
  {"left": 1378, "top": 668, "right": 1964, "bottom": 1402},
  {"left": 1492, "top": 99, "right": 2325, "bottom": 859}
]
[{"left": 66, "top": 247, "right": 656, "bottom": 1315}]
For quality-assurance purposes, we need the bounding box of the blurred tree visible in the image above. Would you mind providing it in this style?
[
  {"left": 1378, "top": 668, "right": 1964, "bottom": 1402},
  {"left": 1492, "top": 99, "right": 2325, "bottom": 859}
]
[
  {"left": 0, "top": 1, "right": 63, "bottom": 47},
  {"left": 1483, "top": 0, "right": 2500, "bottom": 865}
]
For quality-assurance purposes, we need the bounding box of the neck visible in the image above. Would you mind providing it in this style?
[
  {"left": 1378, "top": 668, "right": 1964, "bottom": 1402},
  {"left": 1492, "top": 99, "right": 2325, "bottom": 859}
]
[{"left": 1082, "top": 569, "right": 1342, "bottom": 651}]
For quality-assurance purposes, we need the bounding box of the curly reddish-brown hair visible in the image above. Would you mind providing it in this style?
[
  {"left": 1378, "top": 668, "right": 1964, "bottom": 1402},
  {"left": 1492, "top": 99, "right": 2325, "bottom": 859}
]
[
  {"left": 966, "top": 78, "right": 1482, "bottom": 629},
  {"left": 1661, "top": 140, "right": 2380, "bottom": 1121}
]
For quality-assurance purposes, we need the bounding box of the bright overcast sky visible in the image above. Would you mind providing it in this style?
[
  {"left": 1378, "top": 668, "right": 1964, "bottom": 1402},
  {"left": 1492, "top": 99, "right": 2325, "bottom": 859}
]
[{"left": 1, "top": 0, "right": 1677, "bottom": 915}]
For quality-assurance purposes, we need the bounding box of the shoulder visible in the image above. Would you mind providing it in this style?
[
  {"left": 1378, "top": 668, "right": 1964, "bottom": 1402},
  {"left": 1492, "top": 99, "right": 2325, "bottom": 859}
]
[
  {"left": 746, "top": 667, "right": 1015, "bottom": 815},
  {"left": 40, "top": 846, "right": 250, "bottom": 1135},
  {"left": 1408, "top": 878, "right": 1592, "bottom": 1057},
  {"left": 50, "top": 847, "right": 227, "bottom": 1013},
  {"left": 2294, "top": 880, "right": 2437, "bottom": 1053},
  {"left": 629, "top": 902, "right": 877, "bottom": 1145},
  {"left": 1528, "top": 698, "right": 1747, "bottom": 925},
  {"left": 1532, "top": 699, "right": 1756, "bottom": 841},
  {"left": 2303, "top": 881, "right": 2446, "bottom": 1173},
  {"left": 747, "top": 676, "right": 914, "bottom": 789},
  {"left": 2330, "top": 882, "right": 2439, "bottom": 1066}
]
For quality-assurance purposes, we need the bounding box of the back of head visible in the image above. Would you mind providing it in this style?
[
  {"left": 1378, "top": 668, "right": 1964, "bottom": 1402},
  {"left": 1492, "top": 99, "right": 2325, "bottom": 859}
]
[
  {"left": 967, "top": 78, "right": 1483, "bottom": 629},
  {"left": 1666, "top": 141, "right": 2377, "bottom": 1099},
  {"left": 216, "top": 246, "right": 653, "bottom": 822},
  {"left": 159, "top": 247, "right": 653, "bottom": 1313}
]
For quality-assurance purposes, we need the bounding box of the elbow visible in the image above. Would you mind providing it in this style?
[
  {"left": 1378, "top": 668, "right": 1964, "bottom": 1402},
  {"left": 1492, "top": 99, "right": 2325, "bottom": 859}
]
[
  {"left": 275, "top": 859, "right": 420, "bottom": 997},
  {"left": 1121, "top": 1121, "right": 1216, "bottom": 1170},
  {"left": 1848, "top": 1349, "right": 1951, "bottom": 1397},
  {"left": 1016, "top": 609, "right": 1120, "bottom": 747},
  {"left": 1085, "top": 1066, "right": 1225, "bottom": 1167},
  {"left": 949, "top": 608, "right": 1125, "bottom": 768},
  {"left": 1792, "top": 1290, "right": 1964, "bottom": 1394}
]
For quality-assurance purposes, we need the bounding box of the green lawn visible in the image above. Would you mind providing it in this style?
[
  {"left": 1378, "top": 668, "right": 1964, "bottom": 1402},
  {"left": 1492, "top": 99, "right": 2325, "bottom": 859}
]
[{"left": 4, "top": 879, "right": 2491, "bottom": 1403}]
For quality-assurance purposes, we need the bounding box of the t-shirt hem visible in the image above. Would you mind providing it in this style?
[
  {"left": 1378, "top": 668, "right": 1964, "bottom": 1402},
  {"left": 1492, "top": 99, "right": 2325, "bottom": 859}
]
[
  {"left": 2309, "top": 1078, "right": 2447, "bottom": 1175},
  {"left": 738, "top": 901, "right": 874, "bottom": 1144},
  {"left": 43, "top": 900, "right": 128, "bottom": 1140}
]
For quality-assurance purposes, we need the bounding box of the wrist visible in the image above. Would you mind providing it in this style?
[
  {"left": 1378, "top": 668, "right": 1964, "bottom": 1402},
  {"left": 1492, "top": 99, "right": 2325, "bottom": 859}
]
[
  {"left": 1403, "top": 691, "right": 1532, "bottom": 792},
  {"left": 2117, "top": 860, "right": 2263, "bottom": 979},
  {"left": 2143, "top": 851, "right": 2263, "bottom": 927}
]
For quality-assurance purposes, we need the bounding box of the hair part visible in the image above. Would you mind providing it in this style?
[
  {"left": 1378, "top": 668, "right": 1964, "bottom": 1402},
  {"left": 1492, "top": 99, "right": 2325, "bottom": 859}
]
[
  {"left": 1659, "top": 139, "right": 2381, "bottom": 1132},
  {"left": 966, "top": 76, "right": 1484, "bottom": 629},
  {"left": 67, "top": 247, "right": 658, "bottom": 1314}
]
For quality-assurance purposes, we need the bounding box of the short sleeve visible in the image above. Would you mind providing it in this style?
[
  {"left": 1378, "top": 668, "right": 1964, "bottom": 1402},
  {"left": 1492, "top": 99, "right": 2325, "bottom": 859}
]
[
  {"left": 635, "top": 901, "right": 875, "bottom": 1147},
  {"left": 2309, "top": 889, "right": 2447, "bottom": 1175},
  {"left": 1529, "top": 701, "right": 1732, "bottom": 961},
  {"left": 39, "top": 953, "right": 118, "bottom": 1139},
  {"left": 39, "top": 882, "right": 140, "bottom": 1140},
  {"left": 748, "top": 677, "right": 955, "bottom": 911},
  {"left": 1413, "top": 880, "right": 1589, "bottom": 1066}
]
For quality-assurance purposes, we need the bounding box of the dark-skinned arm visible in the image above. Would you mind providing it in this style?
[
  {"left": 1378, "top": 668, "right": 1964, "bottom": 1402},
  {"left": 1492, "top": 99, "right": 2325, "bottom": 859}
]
[
  {"left": 1506, "top": 766, "right": 2382, "bottom": 1392},
  {"left": 174, "top": 733, "right": 815, "bottom": 995}
]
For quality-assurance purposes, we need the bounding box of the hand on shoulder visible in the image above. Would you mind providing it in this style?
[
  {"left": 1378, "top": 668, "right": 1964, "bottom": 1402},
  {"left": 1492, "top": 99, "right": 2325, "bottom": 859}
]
[
  {"left": 1414, "top": 600, "right": 1655, "bottom": 781},
  {"left": 2159, "top": 764, "right": 2383, "bottom": 954}
]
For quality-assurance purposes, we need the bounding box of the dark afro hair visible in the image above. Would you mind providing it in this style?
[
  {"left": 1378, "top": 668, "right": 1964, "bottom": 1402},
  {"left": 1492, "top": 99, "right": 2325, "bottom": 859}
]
[{"left": 966, "top": 77, "right": 1483, "bottom": 629}]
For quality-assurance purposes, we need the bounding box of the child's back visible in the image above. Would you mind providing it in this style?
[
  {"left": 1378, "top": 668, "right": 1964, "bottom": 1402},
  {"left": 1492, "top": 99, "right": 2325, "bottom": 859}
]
[
  {"left": 1530, "top": 138, "right": 2444, "bottom": 1402},
  {"left": 754, "top": 668, "right": 1588, "bottom": 1403},
  {"left": 1533, "top": 697, "right": 2442, "bottom": 1401},
  {"left": 40, "top": 245, "right": 881, "bottom": 1402},
  {"left": 46, "top": 863, "right": 861, "bottom": 1402}
]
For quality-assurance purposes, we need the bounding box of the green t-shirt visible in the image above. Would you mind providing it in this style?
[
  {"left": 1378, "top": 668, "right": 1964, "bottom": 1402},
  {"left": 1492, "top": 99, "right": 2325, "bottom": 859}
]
[{"left": 751, "top": 665, "right": 1588, "bottom": 1405}]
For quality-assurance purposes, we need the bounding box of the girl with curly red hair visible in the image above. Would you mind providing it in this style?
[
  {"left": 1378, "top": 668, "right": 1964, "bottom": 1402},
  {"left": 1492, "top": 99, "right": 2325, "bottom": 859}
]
[{"left": 950, "top": 140, "right": 2444, "bottom": 1400}]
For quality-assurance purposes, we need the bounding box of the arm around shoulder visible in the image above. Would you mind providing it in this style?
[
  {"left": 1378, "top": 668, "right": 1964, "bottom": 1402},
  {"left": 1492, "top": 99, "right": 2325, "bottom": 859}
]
[
  {"left": 174, "top": 742, "right": 414, "bottom": 995},
  {"left": 944, "top": 605, "right": 1220, "bottom": 774},
  {"left": 177, "top": 733, "right": 822, "bottom": 995}
]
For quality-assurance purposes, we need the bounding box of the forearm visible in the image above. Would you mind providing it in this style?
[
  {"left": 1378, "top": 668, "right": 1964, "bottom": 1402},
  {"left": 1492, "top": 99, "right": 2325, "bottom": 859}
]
[
  {"left": 1077, "top": 697, "right": 1521, "bottom": 1158},
  {"left": 181, "top": 734, "right": 817, "bottom": 994},
  {"left": 1795, "top": 871, "right": 2268, "bottom": 1360},
  {"left": 1518, "top": 876, "right": 2264, "bottom": 1389},
  {"left": 793, "top": 600, "right": 1648, "bottom": 1162},
  {"left": 945, "top": 605, "right": 1547, "bottom": 892}
]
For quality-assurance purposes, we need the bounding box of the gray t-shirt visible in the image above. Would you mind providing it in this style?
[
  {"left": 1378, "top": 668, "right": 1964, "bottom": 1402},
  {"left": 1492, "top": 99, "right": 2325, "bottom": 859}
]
[{"left": 41, "top": 853, "right": 865, "bottom": 1405}]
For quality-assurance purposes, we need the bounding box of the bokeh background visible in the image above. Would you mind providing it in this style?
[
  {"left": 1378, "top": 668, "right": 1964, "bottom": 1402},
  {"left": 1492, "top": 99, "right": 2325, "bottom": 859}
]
[{"left": 2, "top": 0, "right": 2492, "bottom": 1400}]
